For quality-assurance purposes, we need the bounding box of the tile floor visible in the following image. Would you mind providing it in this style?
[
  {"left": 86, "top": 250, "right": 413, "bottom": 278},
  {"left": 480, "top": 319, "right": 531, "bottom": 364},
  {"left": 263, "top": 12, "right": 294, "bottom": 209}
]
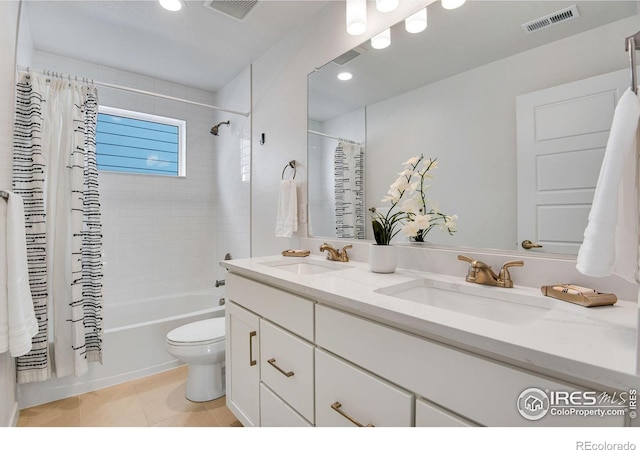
[{"left": 17, "top": 365, "right": 242, "bottom": 427}]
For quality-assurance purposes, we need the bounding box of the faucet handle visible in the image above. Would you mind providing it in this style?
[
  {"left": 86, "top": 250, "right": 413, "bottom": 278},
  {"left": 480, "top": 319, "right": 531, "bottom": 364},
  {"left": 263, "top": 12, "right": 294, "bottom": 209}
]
[
  {"left": 339, "top": 244, "right": 352, "bottom": 262},
  {"left": 497, "top": 260, "right": 524, "bottom": 288},
  {"left": 457, "top": 254, "right": 491, "bottom": 269}
]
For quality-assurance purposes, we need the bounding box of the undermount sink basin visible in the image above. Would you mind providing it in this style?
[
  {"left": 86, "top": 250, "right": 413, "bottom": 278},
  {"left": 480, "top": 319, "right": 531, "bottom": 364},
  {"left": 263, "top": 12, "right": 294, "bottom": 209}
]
[
  {"left": 375, "top": 278, "right": 554, "bottom": 325},
  {"left": 260, "top": 258, "right": 349, "bottom": 275}
]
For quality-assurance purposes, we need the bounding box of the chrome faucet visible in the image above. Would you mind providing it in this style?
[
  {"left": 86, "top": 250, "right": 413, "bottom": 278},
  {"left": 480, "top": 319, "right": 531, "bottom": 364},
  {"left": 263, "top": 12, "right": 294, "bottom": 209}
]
[
  {"left": 457, "top": 255, "right": 523, "bottom": 288},
  {"left": 320, "top": 243, "right": 352, "bottom": 262}
]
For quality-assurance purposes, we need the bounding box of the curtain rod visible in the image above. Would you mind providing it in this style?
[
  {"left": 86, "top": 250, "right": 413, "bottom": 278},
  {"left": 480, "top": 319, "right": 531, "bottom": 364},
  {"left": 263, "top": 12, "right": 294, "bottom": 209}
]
[
  {"left": 308, "top": 129, "right": 363, "bottom": 146},
  {"left": 17, "top": 66, "right": 250, "bottom": 117}
]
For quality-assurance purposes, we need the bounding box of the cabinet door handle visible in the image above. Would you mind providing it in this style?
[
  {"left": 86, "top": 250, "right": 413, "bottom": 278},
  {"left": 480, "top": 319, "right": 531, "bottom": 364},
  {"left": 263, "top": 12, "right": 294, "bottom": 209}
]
[
  {"left": 267, "top": 358, "right": 294, "bottom": 377},
  {"left": 331, "top": 401, "right": 374, "bottom": 427},
  {"left": 249, "top": 331, "right": 257, "bottom": 366}
]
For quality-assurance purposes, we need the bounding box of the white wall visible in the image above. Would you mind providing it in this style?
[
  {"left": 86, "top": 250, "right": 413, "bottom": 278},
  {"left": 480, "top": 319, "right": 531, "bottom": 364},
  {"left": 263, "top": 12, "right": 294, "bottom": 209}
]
[
  {"left": 250, "top": 0, "right": 434, "bottom": 257},
  {"left": 0, "top": 0, "right": 21, "bottom": 428},
  {"left": 366, "top": 15, "right": 639, "bottom": 250},
  {"left": 211, "top": 66, "right": 251, "bottom": 281}
]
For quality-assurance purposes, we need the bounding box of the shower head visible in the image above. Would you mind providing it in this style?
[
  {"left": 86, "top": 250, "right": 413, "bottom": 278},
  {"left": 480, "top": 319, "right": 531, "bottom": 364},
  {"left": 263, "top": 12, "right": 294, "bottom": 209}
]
[{"left": 210, "top": 120, "right": 230, "bottom": 136}]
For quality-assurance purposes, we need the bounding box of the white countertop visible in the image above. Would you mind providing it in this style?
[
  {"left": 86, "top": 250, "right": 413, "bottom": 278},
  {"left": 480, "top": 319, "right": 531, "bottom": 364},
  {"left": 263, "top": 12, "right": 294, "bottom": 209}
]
[{"left": 221, "top": 254, "right": 640, "bottom": 392}]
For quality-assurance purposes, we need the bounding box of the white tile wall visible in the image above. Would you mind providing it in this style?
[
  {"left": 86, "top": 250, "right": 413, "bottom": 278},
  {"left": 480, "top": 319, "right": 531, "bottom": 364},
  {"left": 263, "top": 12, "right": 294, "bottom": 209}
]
[{"left": 30, "top": 51, "right": 249, "bottom": 305}]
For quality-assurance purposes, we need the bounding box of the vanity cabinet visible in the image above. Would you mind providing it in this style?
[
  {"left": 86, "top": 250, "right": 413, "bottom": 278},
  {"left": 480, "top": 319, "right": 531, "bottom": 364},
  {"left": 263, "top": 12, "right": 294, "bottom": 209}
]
[{"left": 226, "top": 271, "right": 627, "bottom": 427}]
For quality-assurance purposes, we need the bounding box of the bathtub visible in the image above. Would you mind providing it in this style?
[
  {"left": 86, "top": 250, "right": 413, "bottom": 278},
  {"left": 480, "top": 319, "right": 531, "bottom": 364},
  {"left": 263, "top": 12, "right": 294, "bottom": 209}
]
[{"left": 18, "top": 289, "right": 225, "bottom": 408}]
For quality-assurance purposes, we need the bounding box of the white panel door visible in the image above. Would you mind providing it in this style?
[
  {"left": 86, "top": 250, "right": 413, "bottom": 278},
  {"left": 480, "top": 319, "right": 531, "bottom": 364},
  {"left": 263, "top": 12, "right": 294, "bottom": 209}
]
[{"left": 516, "top": 68, "right": 630, "bottom": 254}]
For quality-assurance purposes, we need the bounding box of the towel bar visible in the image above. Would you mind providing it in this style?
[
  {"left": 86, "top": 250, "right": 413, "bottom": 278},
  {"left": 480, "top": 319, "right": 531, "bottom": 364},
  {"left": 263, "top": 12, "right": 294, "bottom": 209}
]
[{"left": 281, "top": 160, "right": 296, "bottom": 180}]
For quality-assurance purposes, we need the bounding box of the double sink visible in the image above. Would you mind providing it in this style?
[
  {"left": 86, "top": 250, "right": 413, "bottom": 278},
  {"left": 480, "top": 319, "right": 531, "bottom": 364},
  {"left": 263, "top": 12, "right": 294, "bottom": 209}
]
[{"left": 260, "top": 258, "right": 554, "bottom": 326}]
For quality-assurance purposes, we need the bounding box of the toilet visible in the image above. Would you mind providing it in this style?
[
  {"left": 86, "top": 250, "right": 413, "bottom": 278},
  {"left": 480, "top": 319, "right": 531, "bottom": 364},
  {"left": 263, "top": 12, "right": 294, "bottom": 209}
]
[{"left": 165, "top": 317, "right": 226, "bottom": 402}]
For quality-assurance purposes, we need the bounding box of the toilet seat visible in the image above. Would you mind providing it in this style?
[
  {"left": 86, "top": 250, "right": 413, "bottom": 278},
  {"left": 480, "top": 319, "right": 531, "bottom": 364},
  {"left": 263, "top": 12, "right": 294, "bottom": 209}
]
[{"left": 166, "top": 317, "right": 225, "bottom": 346}]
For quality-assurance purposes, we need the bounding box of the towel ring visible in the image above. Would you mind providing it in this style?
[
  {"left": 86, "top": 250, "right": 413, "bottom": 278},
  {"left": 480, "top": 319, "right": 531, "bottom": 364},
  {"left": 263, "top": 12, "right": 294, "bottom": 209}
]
[{"left": 282, "top": 160, "right": 296, "bottom": 180}]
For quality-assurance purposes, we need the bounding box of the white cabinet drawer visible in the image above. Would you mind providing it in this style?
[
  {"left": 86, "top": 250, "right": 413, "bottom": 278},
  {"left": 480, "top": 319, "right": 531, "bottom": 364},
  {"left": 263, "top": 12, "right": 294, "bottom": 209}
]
[
  {"left": 260, "top": 319, "right": 314, "bottom": 422},
  {"left": 416, "top": 398, "right": 476, "bottom": 427},
  {"left": 315, "top": 348, "right": 413, "bottom": 427},
  {"left": 260, "top": 383, "right": 312, "bottom": 427},
  {"left": 316, "top": 304, "right": 624, "bottom": 427},
  {"left": 227, "top": 273, "right": 314, "bottom": 341}
]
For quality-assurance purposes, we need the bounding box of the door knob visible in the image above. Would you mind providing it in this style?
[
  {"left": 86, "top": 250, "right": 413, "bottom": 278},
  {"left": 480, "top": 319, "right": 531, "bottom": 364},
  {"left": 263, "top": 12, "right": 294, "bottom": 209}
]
[{"left": 521, "top": 240, "right": 543, "bottom": 250}]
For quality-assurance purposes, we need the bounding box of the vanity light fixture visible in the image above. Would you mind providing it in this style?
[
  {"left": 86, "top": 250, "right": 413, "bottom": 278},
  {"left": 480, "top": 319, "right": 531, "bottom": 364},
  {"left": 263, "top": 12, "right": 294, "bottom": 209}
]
[
  {"left": 371, "top": 28, "right": 391, "bottom": 49},
  {"left": 337, "top": 72, "right": 353, "bottom": 81},
  {"left": 376, "top": 0, "right": 399, "bottom": 13},
  {"left": 405, "top": 8, "right": 427, "bottom": 34},
  {"left": 346, "top": 0, "right": 367, "bottom": 35},
  {"left": 442, "top": 0, "right": 466, "bottom": 10},
  {"left": 159, "top": 0, "right": 182, "bottom": 12}
]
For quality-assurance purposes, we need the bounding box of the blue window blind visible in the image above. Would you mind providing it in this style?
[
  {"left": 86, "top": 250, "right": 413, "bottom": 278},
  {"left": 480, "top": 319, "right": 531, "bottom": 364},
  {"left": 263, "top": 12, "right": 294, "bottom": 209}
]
[{"left": 96, "top": 108, "right": 185, "bottom": 176}]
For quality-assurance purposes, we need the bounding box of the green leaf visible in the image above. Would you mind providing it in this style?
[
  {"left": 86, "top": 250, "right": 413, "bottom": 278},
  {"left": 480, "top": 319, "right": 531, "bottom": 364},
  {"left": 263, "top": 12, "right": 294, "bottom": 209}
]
[{"left": 371, "top": 219, "right": 387, "bottom": 245}]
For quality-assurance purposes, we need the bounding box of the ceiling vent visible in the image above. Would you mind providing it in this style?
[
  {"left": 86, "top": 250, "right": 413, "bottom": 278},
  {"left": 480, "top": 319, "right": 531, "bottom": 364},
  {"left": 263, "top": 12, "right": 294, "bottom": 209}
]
[
  {"left": 331, "top": 46, "right": 367, "bottom": 66},
  {"left": 203, "top": 1, "right": 260, "bottom": 21},
  {"left": 522, "top": 5, "right": 580, "bottom": 34}
]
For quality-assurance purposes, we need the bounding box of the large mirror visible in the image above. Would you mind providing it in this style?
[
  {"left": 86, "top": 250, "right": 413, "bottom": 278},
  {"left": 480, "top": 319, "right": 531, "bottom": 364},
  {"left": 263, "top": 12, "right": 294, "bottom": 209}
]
[{"left": 308, "top": 1, "right": 639, "bottom": 255}]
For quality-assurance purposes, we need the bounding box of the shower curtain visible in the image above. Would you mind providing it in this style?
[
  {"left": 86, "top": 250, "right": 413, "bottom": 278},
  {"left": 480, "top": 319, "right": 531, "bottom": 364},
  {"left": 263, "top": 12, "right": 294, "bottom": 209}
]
[
  {"left": 334, "top": 141, "right": 365, "bottom": 239},
  {"left": 12, "top": 72, "right": 104, "bottom": 383}
]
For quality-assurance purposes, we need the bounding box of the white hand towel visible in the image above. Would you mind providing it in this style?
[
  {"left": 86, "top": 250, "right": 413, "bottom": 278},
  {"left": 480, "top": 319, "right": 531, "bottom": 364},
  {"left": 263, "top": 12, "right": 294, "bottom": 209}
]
[
  {"left": 0, "top": 191, "right": 38, "bottom": 357},
  {"left": 276, "top": 179, "right": 298, "bottom": 238},
  {"left": 576, "top": 88, "right": 640, "bottom": 281}
]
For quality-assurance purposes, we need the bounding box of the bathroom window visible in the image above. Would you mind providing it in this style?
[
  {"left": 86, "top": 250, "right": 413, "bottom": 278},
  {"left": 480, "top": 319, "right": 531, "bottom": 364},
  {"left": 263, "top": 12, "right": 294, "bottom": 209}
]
[{"left": 96, "top": 106, "right": 186, "bottom": 176}]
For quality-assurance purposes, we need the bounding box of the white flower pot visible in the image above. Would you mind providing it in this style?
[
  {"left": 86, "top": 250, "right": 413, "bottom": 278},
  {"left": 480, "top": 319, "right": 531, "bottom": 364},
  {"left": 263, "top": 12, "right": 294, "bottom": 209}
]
[{"left": 368, "top": 244, "right": 397, "bottom": 273}]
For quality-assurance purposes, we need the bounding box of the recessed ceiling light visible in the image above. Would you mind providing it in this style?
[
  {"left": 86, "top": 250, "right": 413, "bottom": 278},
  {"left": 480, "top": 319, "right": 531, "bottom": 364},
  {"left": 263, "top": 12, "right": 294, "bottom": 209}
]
[
  {"left": 337, "top": 72, "right": 353, "bottom": 81},
  {"left": 159, "top": 0, "right": 182, "bottom": 12}
]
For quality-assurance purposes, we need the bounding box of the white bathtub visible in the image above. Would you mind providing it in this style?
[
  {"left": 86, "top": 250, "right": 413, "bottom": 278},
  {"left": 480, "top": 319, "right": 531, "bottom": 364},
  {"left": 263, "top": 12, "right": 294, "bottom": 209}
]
[
  {"left": 105, "top": 291, "right": 225, "bottom": 332},
  {"left": 19, "top": 289, "right": 225, "bottom": 408}
]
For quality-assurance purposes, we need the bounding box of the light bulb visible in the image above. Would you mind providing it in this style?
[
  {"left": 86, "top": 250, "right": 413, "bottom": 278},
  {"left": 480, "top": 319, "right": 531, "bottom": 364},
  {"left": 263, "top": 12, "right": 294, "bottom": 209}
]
[
  {"left": 159, "top": 0, "right": 182, "bottom": 12},
  {"left": 371, "top": 28, "right": 391, "bottom": 50},
  {"left": 346, "top": 0, "right": 367, "bottom": 36},
  {"left": 442, "top": 0, "right": 466, "bottom": 10},
  {"left": 337, "top": 72, "right": 353, "bottom": 81},
  {"left": 376, "top": 0, "right": 398, "bottom": 13},
  {"left": 405, "top": 8, "right": 427, "bottom": 34}
]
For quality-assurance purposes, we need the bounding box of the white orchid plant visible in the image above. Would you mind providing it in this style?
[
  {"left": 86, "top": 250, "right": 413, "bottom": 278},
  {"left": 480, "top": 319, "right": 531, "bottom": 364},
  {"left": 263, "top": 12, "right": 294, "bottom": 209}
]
[{"left": 369, "top": 154, "right": 457, "bottom": 245}]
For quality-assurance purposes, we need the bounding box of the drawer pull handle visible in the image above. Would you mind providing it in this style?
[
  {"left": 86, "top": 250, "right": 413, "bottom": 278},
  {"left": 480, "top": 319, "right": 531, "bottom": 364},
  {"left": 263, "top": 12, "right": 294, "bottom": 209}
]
[
  {"left": 331, "top": 402, "right": 374, "bottom": 427},
  {"left": 249, "top": 331, "right": 257, "bottom": 366},
  {"left": 267, "top": 358, "right": 294, "bottom": 377}
]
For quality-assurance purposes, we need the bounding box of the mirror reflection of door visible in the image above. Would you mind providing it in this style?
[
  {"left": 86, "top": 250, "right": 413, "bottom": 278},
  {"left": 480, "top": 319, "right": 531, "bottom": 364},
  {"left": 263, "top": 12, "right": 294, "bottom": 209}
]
[{"left": 516, "top": 68, "right": 629, "bottom": 254}]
